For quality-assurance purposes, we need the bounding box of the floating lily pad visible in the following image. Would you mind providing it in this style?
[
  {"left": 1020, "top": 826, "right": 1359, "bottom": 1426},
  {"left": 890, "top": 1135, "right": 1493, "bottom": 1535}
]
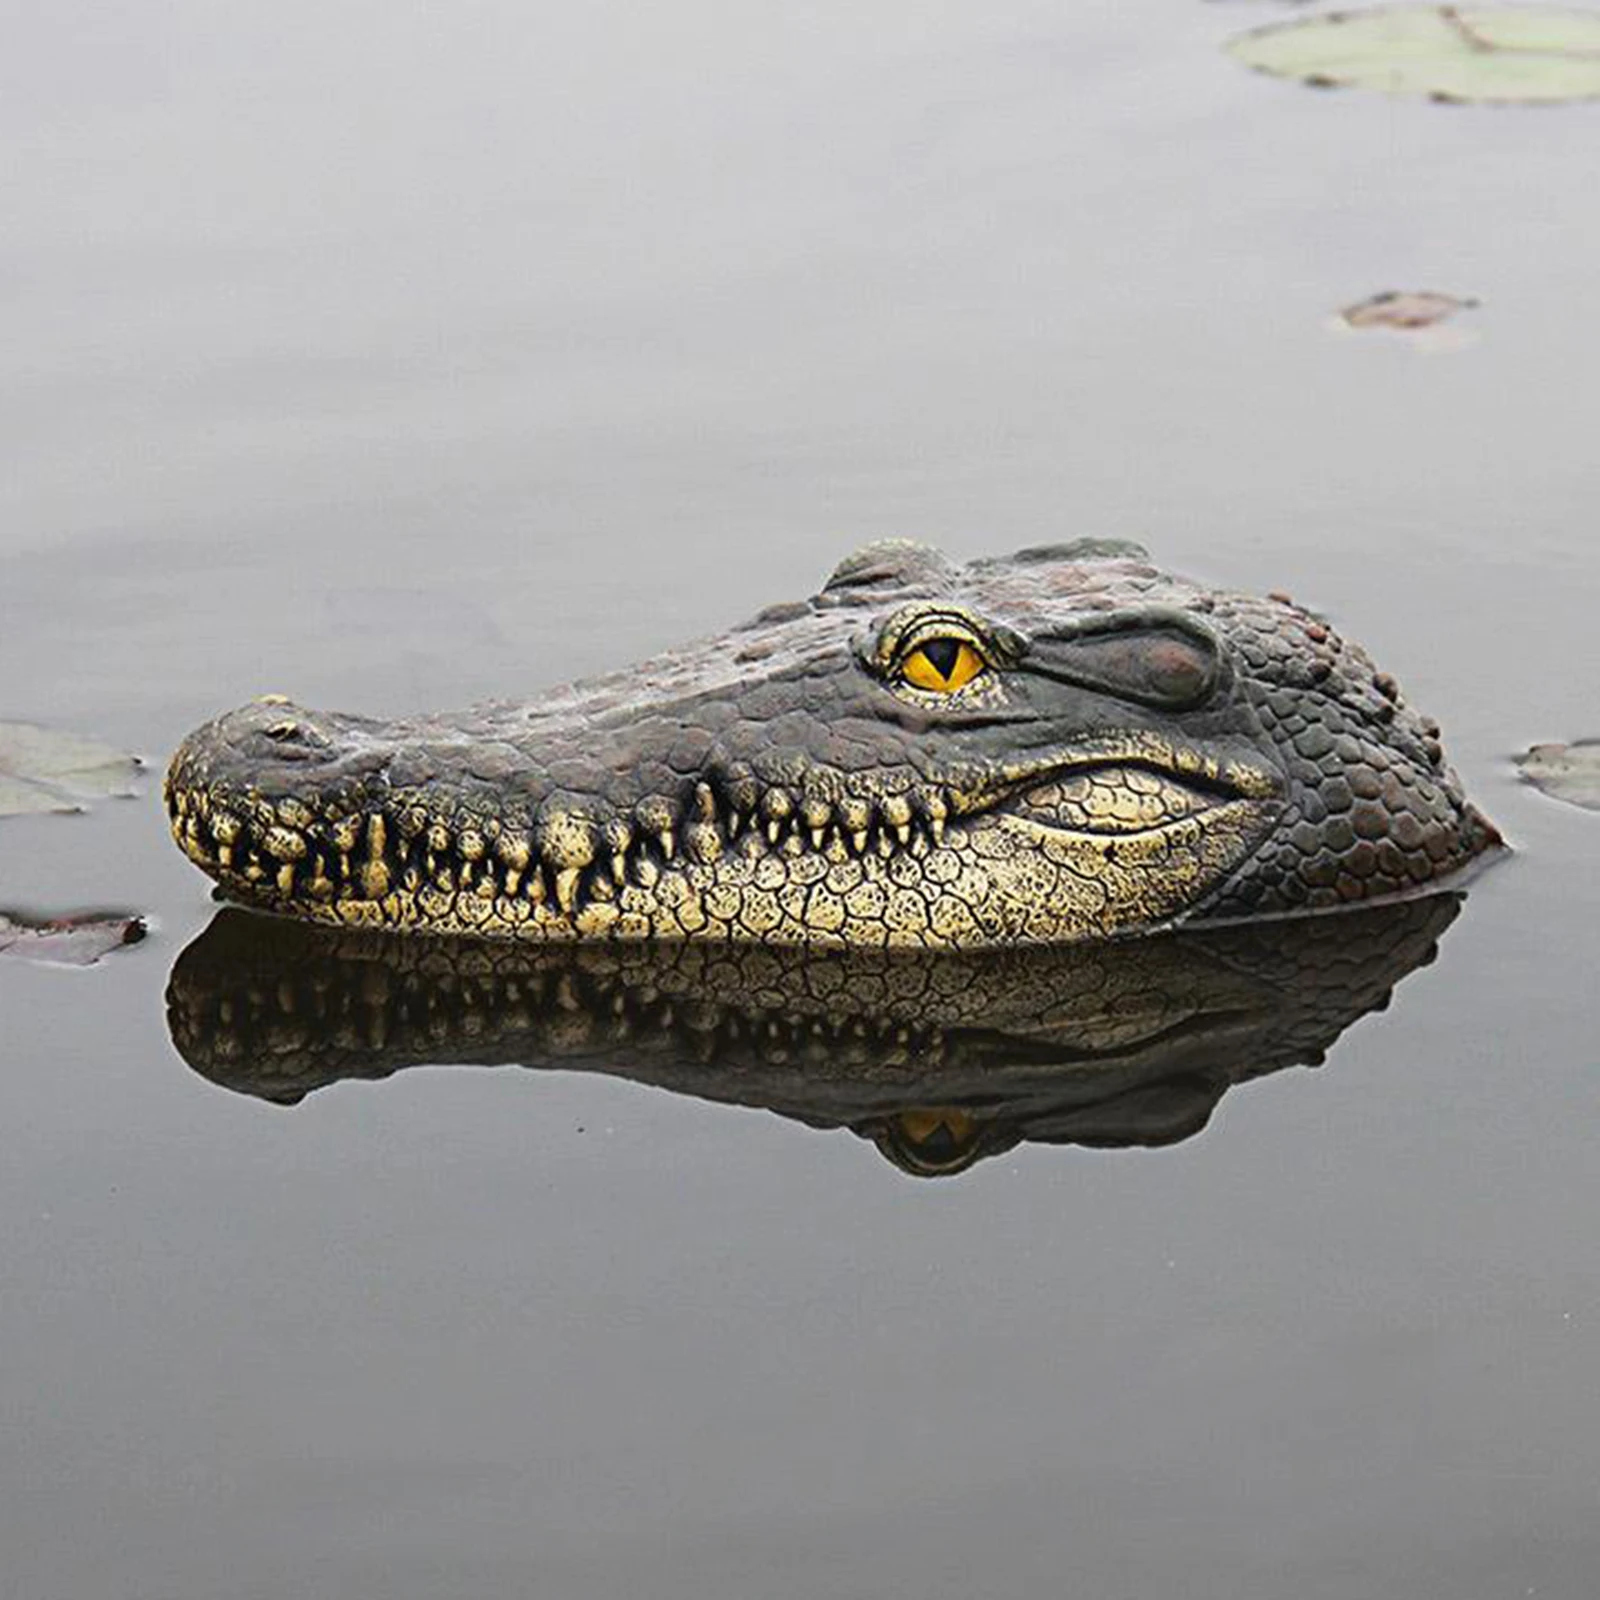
[
  {"left": 1517, "top": 740, "right": 1600, "bottom": 811},
  {"left": 0, "top": 721, "right": 144, "bottom": 818},
  {"left": 0, "top": 910, "right": 146, "bottom": 967},
  {"left": 1227, "top": 5, "right": 1600, "bottom": 104},
  {"left": 1341, "top": 289, "right": 1479, "bottom": 329}
]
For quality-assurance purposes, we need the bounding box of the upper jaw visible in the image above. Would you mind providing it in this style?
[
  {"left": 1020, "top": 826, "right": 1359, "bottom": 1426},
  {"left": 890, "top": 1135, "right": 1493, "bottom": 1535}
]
[{"left": 166, "top": 690, "right": 1282, "bottom": 933}]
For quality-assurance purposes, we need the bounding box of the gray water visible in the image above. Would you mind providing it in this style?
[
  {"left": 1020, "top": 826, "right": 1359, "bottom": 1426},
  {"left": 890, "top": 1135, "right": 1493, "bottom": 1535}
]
[{"left": 4, "top": 3, "right": 1600, "bottom": 1596}]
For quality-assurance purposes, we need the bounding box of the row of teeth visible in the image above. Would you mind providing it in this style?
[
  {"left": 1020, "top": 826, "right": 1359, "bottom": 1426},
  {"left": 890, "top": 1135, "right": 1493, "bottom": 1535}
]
[
  {"left": 166, "top": 777, "right": 956, "bottom": 915},
  {"left": 177, "top": 964, "right": 952, "bottom": 1069}
]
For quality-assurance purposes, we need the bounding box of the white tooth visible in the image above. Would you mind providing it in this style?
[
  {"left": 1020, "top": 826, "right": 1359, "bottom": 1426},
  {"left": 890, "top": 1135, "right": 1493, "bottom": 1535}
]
[
  {"left": 604, "top": 820, "right": 633, "bottom": 883},
  {"left": 555, "top": 867, "right": 581, "bottom": 914},
  {"left": 760, "top": 789, "right": 793, "bottom": 842},
  {"left": 277, "top": 863, "right": 296, "bottom": 894},
  {"left": 632, "top": 798, "right": 675, "bottom": 855},
  {"left": 850, "top": 830, "right": 868, "bottom": 855},
  {"left": 660, "top": 828, "right": 675, "bottom": 860}
]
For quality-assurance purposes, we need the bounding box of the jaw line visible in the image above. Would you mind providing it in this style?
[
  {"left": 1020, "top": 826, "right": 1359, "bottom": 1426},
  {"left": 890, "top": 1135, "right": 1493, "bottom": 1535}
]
[{"left": 944, "top": 732, "right": 1283, "bottom": 825}]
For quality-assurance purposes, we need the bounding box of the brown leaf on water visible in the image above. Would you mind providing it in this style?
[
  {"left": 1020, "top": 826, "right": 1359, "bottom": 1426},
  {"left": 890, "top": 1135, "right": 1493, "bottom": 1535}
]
[
  {"left": 0, "top": 721, "right": 144, "bottom": 818},
  {"left": 0, "top": 910, "right": 147, "bottom": 967},
  {"left": 1517, "top": 741, "right": 1600, "bottom": 812},
  {"left": 1340, "top": 290, "right": 1479, "bottom": 331}
]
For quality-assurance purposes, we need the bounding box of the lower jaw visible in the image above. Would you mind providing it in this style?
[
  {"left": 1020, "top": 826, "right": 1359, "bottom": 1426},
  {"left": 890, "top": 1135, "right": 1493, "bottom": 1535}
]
[{"left": 194, "top": 802, "right": 1271, "bottom": 950}]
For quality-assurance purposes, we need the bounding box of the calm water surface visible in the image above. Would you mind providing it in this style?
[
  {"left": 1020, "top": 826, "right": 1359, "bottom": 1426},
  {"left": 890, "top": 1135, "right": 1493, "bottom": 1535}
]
[{"left": 4, "top": 3, "right": 1600, "bottom": 1597}]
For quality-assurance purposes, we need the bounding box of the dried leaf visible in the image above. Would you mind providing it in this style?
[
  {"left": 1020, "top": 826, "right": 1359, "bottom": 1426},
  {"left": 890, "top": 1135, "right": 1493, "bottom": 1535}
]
[
  {"left": 1340, "top": 290, "right": 1478, "bottom": 330},
  {"left": 1516, "top": 741, "right": 1600, "bottom": 811},
  {"left": 0, "top": 910, "right": 147, "bottom": 967},
  {"left": 0, "top": 721, "right": 144, "bottom": 818},
  {"left": 1227, "top": 5, "right": 1600, "bottom": 105}
]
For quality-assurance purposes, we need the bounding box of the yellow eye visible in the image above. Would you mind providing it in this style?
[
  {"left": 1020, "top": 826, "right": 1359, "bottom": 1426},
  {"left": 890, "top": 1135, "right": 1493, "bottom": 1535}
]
[{"left": 899, "top": 638, "right": 985, "bottom": 693}]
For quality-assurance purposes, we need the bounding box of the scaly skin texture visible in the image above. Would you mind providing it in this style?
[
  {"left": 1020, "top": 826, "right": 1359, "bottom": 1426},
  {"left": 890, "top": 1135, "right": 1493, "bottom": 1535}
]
[
  {"left": 168, "top": 891, "right": 1462, "bottom": 1173},
  {"left": 165, "top": 540, "right": 1499, "bottom": 947}
]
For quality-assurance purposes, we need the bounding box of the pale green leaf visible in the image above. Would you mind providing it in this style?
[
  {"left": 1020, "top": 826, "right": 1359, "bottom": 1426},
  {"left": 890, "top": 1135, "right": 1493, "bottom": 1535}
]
[
  {"left": 1227, "top": 5, "right": 1600, "bottom": 104},
  {"left": 1517, "top": 740, "right": 1600, "bottom": 810},
  {"left": 0, "top": 721, "right": 144, "bottom": 818}
]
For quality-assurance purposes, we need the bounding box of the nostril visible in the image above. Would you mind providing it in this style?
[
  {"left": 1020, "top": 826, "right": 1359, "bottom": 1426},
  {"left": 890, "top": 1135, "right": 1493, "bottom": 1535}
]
[{"left": 240, "top": 713, "right": 333, "bottom": 762}]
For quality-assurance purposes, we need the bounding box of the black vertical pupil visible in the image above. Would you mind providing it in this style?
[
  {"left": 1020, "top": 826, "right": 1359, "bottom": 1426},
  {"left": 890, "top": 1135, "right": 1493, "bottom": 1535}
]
[{"left": 920, "top": 638, "right": 962, "bottom": 680}]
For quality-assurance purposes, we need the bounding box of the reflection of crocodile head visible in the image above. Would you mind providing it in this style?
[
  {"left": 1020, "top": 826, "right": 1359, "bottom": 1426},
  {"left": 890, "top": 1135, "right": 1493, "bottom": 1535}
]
[{"left": 167, "top": 893, "right": 1464, "bottom": 1175}]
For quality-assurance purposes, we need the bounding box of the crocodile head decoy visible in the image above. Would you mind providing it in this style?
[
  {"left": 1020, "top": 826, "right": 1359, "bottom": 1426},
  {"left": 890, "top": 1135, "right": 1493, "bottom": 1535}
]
[{"left": 166, "top": 541, "right": 1499, "bottom": 947}]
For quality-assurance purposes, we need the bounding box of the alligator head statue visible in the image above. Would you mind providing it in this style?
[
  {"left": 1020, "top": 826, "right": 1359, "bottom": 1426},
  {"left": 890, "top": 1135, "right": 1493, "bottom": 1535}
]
[{"left": 166, "top": 540, "right": 1499, "bottom": 946}]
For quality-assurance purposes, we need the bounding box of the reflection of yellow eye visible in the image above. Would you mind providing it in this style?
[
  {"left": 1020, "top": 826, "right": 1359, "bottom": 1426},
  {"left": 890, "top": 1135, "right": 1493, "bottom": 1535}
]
[{"left": 900, "top": 639, "right": 985, "bottom": 693}]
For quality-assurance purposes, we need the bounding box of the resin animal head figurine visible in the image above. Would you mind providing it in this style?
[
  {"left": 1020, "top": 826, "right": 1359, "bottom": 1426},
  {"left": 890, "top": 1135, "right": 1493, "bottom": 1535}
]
[{"left": 167, "top": 540, "right": 1498, "bottom": 947}]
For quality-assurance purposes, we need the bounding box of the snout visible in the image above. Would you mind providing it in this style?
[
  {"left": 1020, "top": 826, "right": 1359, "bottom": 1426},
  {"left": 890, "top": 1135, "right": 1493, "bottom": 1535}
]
[
  {"left": 164, "top": 697, "right": 396, "bottom": 888},
  {"left": 166, "top": 698, "right": 388, "bottom": 806}
]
